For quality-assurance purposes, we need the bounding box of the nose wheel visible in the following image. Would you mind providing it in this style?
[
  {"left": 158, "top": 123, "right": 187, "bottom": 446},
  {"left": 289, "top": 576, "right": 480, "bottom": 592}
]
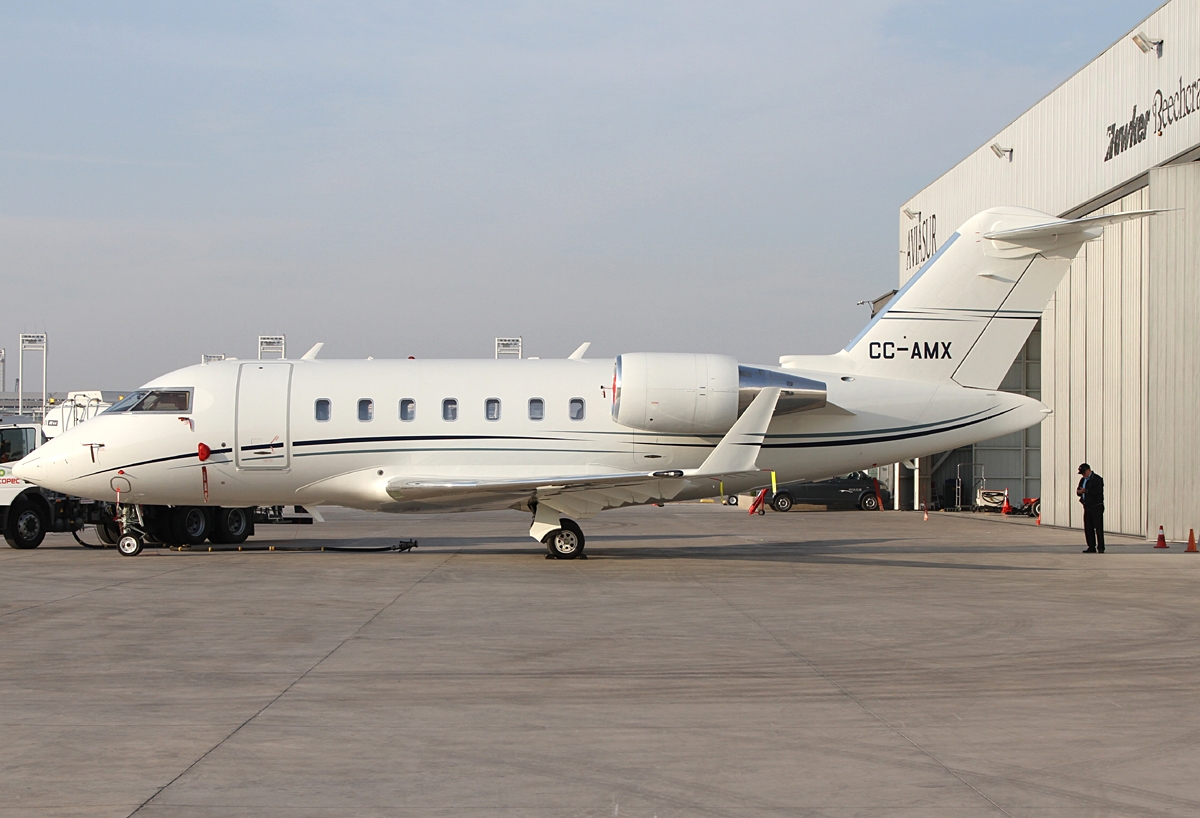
[{"left": 117, "top": 535, "right": 143, "bottom": 556}]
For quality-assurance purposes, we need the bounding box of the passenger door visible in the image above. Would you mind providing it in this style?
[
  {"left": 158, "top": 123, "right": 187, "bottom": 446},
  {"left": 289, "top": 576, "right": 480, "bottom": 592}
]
[{"left": 235, "top": 363, "right": 292, "bottom": 470}]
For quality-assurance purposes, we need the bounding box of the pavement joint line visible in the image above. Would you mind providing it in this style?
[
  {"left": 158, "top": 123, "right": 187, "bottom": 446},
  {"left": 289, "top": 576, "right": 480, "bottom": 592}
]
[
  {"left": 687, "top": 570, "right": 1015, "bottom": 818},
  {"left": 0, "top": 562, "right": 204, "bottom": 620},
  {"left": 124, "top": 548, "right": 463, "bottom": 818}
]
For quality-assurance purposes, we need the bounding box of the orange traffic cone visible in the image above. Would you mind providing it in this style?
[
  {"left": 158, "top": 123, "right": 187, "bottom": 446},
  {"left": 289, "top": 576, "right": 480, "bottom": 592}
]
[
  {"left": 1155, "top": 525, "right": 1169, "bottom": 548},
  {"left": 1187, "top": 529, "right": 1198, "bottom": 553},
  {"left": 923, "top": 504, "right": 929, "bottom": 522},
  {"left": 1001, "top": 488, "right": 1012, "bottom": 515},
  {"left": 1036, "top": 513, "right": 1041, "bottom": 525}
]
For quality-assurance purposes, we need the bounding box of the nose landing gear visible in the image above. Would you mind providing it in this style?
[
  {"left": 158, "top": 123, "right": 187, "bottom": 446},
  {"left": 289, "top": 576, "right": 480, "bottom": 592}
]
[
  {"left": 115, "top": 504, "right": 147, "bottom": 557},
  {"left": 117, "top": 535, "right": 143, "bottom": 556}
]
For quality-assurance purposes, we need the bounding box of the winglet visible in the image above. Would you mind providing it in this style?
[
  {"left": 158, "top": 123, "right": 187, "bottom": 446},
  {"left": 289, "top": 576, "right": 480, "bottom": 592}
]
[
  {"left": 301, "top": 343, "right": 324, "bottom": 361},
  {"left": 568, "top": 342, "right": 591, "bottom": 360},
  {"left": 693, "top": 387, "right": 780, "bottom": 475}
]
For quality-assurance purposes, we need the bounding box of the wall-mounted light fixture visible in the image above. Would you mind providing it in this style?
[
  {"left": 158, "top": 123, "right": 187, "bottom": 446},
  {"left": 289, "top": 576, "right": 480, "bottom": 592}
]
[
  {"left": 902, "top": 208, "right": 921, "bottom": 221},
  {"left": 1132, "top": 30, "right": 1163, "bottom": 57},
  {"left": 990, "top": 143, "right": 1013, "bottom": 162}
]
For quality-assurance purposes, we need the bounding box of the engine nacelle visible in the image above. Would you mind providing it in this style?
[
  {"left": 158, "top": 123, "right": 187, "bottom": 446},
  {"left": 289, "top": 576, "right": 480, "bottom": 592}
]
[{"left": 613, "top": 353, "right": 739, "bottom": 434}]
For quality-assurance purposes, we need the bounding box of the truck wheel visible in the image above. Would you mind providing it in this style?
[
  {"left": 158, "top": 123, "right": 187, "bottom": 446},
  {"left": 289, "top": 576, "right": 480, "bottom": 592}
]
[
  {"left": 95, "top": 521, "right": 120, "bottom": 545},
  {"left": 117, "top": 535, "right": 143, "bottom": 556},
  {"left": 5, "top": 498, "right": 47, "bottom": 549},
  {"left": 860, "top": 493, "right": 881, "bottom": 511},
  {"left": 172, "top": 507, "right": 211, "bottom": 546},
  {"left": 771, "top": 493, "right": 793, "bottom": 513},
  {"left": 211, "top": 507, "right": 251, "bottom": 545}
]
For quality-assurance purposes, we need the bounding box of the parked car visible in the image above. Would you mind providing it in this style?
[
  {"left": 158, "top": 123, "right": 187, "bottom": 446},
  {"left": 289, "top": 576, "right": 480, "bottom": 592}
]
[{"left": 765, "top": 472, "right": 891, "bottom": 512}]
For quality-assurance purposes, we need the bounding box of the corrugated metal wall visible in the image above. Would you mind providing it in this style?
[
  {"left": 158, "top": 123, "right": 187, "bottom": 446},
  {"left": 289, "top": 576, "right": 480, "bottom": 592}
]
[
  {"left": 900, "top": 0, "right": 1200, "bottom": 537},
  {"left": 1042, "top": 188, "right": 1150, "bottom": 536},
  {"left": 1148, "top": 163, "right": 1200, "bottom": 541}
]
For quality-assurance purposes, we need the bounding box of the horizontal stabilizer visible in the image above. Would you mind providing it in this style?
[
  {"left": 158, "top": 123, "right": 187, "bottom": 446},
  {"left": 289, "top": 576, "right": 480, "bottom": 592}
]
[{"left": 982, "top": 209, "right": 1161, "bottom": 247}]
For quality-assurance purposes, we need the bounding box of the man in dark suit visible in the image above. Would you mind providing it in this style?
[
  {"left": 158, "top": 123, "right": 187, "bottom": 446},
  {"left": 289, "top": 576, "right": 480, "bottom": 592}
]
[{"left": 1076, "top": 463, "right": 1105, "bottom": 553}]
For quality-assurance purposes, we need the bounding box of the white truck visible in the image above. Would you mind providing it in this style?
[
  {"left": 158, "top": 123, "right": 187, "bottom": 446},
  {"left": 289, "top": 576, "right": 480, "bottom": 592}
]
[
  {"left": 0, "top": 417, "right": 117, "bottom": 548},
  {"left": 2, "top": 414, "right": 313, "bottom": 551}
]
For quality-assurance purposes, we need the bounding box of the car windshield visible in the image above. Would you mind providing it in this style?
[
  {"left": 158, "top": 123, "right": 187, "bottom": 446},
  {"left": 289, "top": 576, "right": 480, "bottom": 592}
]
[{"left": 0, "top": 427, "right": 35, "bottom": 463}]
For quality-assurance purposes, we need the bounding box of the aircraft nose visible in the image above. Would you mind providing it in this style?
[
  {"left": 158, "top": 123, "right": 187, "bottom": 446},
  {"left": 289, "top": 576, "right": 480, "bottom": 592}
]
[{"left": 12, "top": 437, "right": 78, "bottom": 492}]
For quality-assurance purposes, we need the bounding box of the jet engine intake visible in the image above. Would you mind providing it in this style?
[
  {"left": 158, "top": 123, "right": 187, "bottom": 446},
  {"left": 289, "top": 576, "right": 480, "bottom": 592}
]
[{"left": 612, "top": 353, "right": 739, "bottom": 434}]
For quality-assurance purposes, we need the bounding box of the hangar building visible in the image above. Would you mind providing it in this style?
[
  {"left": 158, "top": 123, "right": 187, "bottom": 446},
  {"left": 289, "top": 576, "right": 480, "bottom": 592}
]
[{"left": 897, "top": 0, "right": 1200, "bottom": 540}]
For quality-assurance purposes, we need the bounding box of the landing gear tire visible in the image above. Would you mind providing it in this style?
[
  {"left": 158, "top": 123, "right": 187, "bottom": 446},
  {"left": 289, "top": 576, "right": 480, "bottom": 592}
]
[
  {"left": 5, "top": 498, "right": 47, "bottom": 549},
  {"left": 95, "top": 521, "right": 121, "bottom": 546},
  {"left": 726, "top": 495, "right": 738, "bottom": 506},
  {"left": 543, "top": 518, "right": 585, "bottom": 559},
  {"left": 117, "top": 535, "right": 143, "bottom": 556},
  {"left": 771, "top": 493, "right": 793, "bottom": 513},
  {"left": 210, "top": 507, "right": 252, "bottom": 545},
  {"left": 172, "top": 507, "right": 211, "bottom": 546},
  {"left": 860, "top": 493, "right": 881, "bottom": 511}
]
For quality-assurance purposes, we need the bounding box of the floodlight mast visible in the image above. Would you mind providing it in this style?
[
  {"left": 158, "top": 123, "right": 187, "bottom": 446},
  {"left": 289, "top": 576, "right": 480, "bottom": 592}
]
[
  {"left": 258, "top": 335, "right": 286, "bottom": 360},
  {"left": 495, "top": 337, "right": 522, "bottom": 360},
  {"left": 18, "top": 333, "right": 47, "bottom": 421}
]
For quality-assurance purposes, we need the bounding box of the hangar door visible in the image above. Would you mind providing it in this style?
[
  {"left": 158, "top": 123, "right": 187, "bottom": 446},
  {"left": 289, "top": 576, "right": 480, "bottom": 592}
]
[{"left": 235, "top": 362, "right": 292, "bottom": 470}]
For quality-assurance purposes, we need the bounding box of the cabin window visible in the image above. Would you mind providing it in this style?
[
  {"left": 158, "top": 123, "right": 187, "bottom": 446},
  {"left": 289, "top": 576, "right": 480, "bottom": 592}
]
[
  {"left": 485, "top": 398, "right": 501, "bottom": 421},
  {"left": 315, "top": 399, "right": 331, "bottom": 422},
  {"left": 569, "top": 397, "right": 585, "bottom": 421},
  {"left": 399, "top": 399, "right": 415, "bottom": 422},
  {"left": 442, "top": 399, "right": 458, "bottom": 421},
  {"left": 528, "top": 398, "right": 544, "bottom": 421},
  {"left": 358, "top": 399, "right": 374, "bottom": 422}
]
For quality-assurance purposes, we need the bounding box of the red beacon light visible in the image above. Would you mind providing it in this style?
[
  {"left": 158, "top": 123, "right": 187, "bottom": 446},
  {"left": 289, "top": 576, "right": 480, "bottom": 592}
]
[{"left": 197, "top": 443, "right": 211, "bottom": 462}]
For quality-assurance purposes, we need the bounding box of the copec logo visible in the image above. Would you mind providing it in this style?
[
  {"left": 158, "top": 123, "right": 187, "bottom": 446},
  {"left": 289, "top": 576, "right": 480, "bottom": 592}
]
[{"left": 869, "top": 341, "right": 952, "bottom": 360}]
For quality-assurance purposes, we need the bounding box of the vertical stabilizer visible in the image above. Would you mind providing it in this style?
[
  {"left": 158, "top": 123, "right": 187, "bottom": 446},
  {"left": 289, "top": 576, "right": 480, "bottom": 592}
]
[{"left": 839, "top": 206, "right": 1156, "bottom": 390}]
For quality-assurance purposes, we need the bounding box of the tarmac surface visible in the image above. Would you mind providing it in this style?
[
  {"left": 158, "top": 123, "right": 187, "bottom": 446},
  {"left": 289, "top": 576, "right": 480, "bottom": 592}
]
[{"left": 3, "top": 504, "right": 1199, "bottom": 817}]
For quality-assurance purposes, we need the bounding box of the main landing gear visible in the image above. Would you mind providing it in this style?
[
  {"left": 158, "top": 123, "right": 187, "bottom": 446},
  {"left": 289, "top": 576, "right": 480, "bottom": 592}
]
[
  {"left": 543, "top": 519, "right": 586, "bottom": 560},
  {"left": 530, "top": 504, "right": 586, "bottom": 560}
]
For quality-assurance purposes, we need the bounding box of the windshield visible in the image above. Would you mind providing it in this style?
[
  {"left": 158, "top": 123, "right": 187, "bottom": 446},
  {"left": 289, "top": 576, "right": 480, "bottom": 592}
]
[
  {"left": 103, "top": 392, "right": 148, "bottom": 414},
  {"left": 102, "top": 389, "right": 192, "bottom": 414}
]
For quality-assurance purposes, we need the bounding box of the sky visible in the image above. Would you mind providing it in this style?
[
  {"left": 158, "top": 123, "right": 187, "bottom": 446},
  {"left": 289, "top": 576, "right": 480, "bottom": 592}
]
[{"left": 0, "top": 0, "right": 1167, "bottom": 390}]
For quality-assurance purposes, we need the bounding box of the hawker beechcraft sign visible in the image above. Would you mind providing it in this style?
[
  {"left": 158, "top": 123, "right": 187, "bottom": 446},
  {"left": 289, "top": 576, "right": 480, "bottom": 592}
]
[{"left": 1105, "top": 72, "right": 1200, "bottom": 162}]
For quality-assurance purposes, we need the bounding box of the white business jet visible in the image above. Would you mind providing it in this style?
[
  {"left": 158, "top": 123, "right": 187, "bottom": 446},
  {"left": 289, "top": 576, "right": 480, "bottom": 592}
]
[{"left": 15, "top": 206, "right": 1154, "bottom": 557}]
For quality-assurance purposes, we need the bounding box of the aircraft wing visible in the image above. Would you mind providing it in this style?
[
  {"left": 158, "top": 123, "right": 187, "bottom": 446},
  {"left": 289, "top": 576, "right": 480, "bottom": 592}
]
[{"left": 384, "top": 388, "right": 782, "bottom": 517}]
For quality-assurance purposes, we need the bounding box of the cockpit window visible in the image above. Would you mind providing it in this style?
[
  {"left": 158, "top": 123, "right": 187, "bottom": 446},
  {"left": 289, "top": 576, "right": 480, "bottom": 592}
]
[
  {"left": 104, "top": 389, "right": 192, "bottom": 414},
  {"left": 103, "top": 391, "right": 148, "bottom": 413},
  {"left": 131, "top": 390, "right": 192, "bottom": 413}
]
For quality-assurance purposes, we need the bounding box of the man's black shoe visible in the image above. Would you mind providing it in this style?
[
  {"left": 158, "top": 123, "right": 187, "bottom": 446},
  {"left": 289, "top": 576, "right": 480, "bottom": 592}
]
[
  {"left": 1083, "top": 548, "right": 1097, "bottom": 553},
  {"left": 1098, "top": 548, "right": 1105, "bottom": 553}
]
